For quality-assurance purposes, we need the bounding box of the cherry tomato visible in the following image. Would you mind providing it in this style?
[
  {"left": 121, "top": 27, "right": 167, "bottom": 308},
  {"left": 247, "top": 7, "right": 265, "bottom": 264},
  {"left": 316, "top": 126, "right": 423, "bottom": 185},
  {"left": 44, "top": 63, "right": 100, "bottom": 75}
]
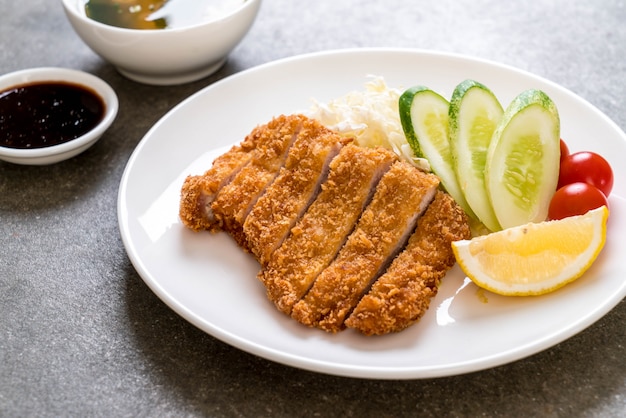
[
  {"left": 557, "top": 151, "right": 614, "bottom": 197},
  {"left": 548, "top": 182, "right": 608, "bottom": 220},
  {"left": 559, "top": 139, "right": 569, "bottom": 163}
]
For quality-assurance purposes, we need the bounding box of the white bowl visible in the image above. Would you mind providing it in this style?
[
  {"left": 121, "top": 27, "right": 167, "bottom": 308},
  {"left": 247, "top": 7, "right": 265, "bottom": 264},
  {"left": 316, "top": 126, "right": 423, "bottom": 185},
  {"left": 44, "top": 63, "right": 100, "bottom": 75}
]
[
  {"left": 0, "top": 67, "right": 118, "bottom": 165},
  {"left": 61, "top": 0, "right": 262, "bottom": 85}
]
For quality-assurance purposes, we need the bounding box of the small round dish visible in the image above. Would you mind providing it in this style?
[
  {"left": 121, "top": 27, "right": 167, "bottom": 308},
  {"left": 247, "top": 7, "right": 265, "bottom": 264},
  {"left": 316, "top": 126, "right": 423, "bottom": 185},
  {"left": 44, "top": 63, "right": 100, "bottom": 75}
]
[
  {"left": 0, "top": 67, "right": 118, "bottom": 165},
  {"left": 61, "top": 0, "right": 262, "bottom": 85}
]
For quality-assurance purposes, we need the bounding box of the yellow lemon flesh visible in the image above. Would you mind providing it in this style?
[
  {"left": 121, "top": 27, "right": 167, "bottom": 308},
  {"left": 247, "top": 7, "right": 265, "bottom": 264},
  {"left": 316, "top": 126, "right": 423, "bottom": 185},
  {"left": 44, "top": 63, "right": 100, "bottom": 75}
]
[{"left": 451, "top": 206, "right": 609, "bottom": 296}]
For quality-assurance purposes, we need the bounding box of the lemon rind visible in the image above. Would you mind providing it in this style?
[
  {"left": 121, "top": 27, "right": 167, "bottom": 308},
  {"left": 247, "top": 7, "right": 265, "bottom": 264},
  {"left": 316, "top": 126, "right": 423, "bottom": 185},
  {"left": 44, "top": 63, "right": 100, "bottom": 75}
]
[{"left": 451, "top": 206, "right": 608, "bottom": 296}]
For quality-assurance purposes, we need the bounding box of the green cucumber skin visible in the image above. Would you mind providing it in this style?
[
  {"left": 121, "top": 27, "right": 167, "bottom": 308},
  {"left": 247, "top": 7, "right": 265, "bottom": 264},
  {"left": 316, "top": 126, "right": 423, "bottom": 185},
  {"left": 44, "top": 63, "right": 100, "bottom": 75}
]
[
  {"left": 399, "top": 86, "right": 476, "bottom": 219},
  {"left": 449, "top": 79, "right": 504, "bottom": 232},
  {"left": 448, "top": 79, "right": 494, "bottom": 134},
  {"left": 399, "top": 85, "right": 432, "bottom": 159},
  {"left": 486, "top": 89, "right": 560, "bottom": 229}
]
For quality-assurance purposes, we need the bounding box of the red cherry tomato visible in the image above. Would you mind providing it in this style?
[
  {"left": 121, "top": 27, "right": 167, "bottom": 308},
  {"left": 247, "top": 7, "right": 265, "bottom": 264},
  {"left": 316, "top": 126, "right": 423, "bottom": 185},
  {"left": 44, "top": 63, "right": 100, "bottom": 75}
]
[
  {"left": 548, "top": 182, "right": 608, "bottom": 220},
  {"left": 559, "top": 139, "right": 569, "bottom": 163},
  {"left": 557, "top": 151, "right": 614, "bottom": 197}
]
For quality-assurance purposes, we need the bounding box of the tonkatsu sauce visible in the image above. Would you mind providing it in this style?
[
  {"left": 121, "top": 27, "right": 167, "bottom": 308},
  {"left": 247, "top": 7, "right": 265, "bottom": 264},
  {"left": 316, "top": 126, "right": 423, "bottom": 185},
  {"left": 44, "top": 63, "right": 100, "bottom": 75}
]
[{"left": 0, "top": 81, "right": 105, "bottom": 149}]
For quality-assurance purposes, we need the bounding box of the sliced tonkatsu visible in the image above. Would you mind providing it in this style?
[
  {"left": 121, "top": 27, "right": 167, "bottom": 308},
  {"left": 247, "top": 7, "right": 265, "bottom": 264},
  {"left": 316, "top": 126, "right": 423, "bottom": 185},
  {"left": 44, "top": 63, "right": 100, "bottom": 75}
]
[
  {"left": 210, "top": 114, "right": 306, "bottom": 248},
  {"left": 179, "top": 114, "right": 471, "bottom": 336},
  {"left": 290, "top": 161, "right": 440, "bottom": 333},
  {"left": 179, "top": 123, "right": 265, "bottom": 232},
  {"left": 345, "top": 191, "right": 471, "bottom": 335},
  {"left": 258, "top": 144, "right": 398, "bottom": 315},
  {"left": 243, "top": 119, "right": 350, "bottom": 265}
]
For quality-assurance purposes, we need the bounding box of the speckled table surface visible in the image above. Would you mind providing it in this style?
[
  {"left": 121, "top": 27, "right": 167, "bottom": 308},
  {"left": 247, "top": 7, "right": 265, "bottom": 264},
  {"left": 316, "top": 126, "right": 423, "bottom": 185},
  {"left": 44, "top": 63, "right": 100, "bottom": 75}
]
[{"left": 1, "top": 1, "right": 625, "bottom": 417}]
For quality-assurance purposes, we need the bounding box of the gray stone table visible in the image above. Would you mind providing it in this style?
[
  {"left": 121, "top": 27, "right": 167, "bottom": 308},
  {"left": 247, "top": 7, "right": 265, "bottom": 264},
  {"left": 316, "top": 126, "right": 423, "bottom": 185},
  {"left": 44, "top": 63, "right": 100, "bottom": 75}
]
[{"left": 1, "top": 1, "right": 624, "bottom": 416}]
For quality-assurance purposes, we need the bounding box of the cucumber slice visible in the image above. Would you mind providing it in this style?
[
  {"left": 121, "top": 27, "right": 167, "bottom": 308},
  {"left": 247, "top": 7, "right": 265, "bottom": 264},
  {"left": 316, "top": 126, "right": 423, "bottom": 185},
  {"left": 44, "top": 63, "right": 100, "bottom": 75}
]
[
  {"left": 485, "top": 89, "right": 560, "bottom": 229},
  {"left": 449, "top": 80, "right": 504, "bottom": 232},
  {"left": 399, "top": 86, "right": 475, "bottom": 219}
]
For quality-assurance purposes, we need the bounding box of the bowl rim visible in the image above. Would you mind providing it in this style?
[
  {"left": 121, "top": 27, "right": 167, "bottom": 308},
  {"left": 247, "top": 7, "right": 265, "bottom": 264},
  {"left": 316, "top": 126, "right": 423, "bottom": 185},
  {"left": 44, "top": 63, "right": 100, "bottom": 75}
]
[
  {"left": 61, "top": 0, "right": 261, "bottom": 33},
  {"left": 0, "top": 67, "right": 119, "bottom": 160}
]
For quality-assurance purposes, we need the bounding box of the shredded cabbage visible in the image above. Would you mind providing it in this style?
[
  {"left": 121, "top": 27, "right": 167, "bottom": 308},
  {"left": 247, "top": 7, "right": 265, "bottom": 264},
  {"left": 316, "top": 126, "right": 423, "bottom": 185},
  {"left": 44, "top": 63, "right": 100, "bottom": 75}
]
[{"left": 307, "top": 77, "right": 430, "bottom": 172}]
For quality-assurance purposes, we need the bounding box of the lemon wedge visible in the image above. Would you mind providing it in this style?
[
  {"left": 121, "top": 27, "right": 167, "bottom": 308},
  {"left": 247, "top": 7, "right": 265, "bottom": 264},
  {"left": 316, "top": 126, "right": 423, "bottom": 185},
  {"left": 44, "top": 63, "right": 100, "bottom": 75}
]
[{"left": 452, "top": 206, "right": 609, "bottom": 296}]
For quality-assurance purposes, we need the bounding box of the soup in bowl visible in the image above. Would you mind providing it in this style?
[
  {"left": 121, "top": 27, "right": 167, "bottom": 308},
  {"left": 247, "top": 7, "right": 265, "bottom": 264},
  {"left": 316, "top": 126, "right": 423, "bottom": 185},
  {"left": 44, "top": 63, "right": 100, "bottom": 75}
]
[{"left": 61, "top": 0, "right": 262, "bottom": 85}]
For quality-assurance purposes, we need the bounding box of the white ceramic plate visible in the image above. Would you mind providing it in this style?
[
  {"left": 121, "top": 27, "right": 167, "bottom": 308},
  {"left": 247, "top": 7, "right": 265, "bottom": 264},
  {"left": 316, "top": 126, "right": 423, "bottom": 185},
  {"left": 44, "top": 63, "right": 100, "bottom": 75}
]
[{"left": 118, "top": 48, "right": 626, "bottom": 379}]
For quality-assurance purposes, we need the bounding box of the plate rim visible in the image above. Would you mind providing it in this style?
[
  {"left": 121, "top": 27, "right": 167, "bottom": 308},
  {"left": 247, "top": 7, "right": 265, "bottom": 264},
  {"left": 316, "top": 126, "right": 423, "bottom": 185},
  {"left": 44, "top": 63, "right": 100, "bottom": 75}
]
[{"left": 117, "top": 47, "right": 626, "bottom": 380}]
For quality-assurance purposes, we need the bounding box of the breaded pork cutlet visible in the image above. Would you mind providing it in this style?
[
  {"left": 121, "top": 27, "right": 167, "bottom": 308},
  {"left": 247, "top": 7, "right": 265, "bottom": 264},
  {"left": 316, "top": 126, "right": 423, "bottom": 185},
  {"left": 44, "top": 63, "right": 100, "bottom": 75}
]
[
  {"left": 290, "top": 161, "right": 440, "bottom": 333},
  {"left": 258, "top": 144, "right": 398, "bottom": 315},
  {"left": 345, "top": 191, "right": 471, "bottom": 335},
  {"left": 179, "top": 124, "right": 265, "bottom": 232},
  {"left": 243, "top": 119, "right": 350, "bottom": 265},
  {"left": 211, "top": 115, "right": 306, "bottom": 248},
  {"left": 180, "top": 113, "right": 473, "bottom": 336}
]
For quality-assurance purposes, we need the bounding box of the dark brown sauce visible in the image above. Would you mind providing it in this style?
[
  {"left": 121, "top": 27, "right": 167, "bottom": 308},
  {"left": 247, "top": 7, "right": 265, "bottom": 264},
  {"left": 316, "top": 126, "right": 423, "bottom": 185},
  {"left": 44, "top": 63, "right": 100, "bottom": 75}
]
[{"left": 0, "top": 81, "right": 106, "bottom": 149}]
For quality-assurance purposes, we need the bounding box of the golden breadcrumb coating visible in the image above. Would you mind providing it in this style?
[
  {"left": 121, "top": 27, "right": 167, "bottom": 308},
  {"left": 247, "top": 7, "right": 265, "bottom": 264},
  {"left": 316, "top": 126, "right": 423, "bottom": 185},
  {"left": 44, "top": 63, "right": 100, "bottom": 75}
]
[
  {"left": 258, "top": 144, "right": 398, "bottom": 315},
  {"left": 244, "top": 118, "right": 350, "bottom": 265},
  {"left": 180, "top": 113, "right": 473, "bottom": 336},
  {"left": 179, "top": 146, "right": 252, "bottom": 232},
  {"left": 345, "top": 191, "right": 471, "bottom": 335},
  {"left": 178, "top": 120, "right": 268, "bottom": 232},
  {"left": 290, "top": 161, "right": 440, "bottom": 333},
  {"left": 211, "top": 114, "right": 306, "bottom": 248}
]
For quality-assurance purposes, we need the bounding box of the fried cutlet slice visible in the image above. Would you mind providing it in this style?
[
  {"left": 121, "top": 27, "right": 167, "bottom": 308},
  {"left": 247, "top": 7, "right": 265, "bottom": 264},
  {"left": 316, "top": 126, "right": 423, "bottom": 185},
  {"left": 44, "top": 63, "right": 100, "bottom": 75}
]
[
  {"left": 243, "top": 120, "right": 350, "bottom": 265},
  {"left": 179, "top": 124, "right": 266, "bottom": 232},
  {"left": 290, "top": 161, "right": 440, "bottom": 333},
  {"left": 211, "top": 114, "right": 307, "bottom": 248},
  {"left": 345, "top": 191, "right": 471, "bottom": 335},
  {"left": 258, "top": 144, "right": 398, "bottom": 315}
]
